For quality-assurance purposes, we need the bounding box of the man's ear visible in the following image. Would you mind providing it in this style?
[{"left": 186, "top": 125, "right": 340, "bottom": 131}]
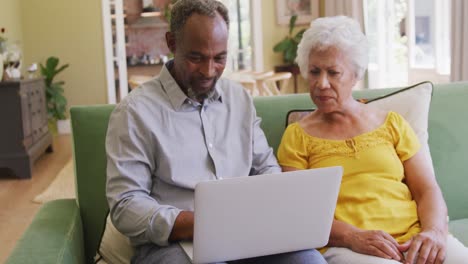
[{"left": 166, "top": 32, "right": 176, "bottom": 53}]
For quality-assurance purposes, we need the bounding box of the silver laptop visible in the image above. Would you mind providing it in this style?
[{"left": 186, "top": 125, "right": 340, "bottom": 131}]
[{"left": 180, "top": 166, "right": 343, "bottom": 263}]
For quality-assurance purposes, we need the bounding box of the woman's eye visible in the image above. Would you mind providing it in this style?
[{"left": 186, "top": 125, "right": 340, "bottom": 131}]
[{"left": 309, "top": 70, "right": 320, "bottom": 75}]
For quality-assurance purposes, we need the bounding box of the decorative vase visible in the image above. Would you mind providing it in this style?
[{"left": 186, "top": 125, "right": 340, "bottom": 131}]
[{"left": 57, "top": 119, "right": 71, "bottom": 134}]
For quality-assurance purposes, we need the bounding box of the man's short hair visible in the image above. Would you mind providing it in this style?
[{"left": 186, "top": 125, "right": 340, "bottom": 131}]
[{"left": 170, "top": 0, "right": 230, "bottom": 39}]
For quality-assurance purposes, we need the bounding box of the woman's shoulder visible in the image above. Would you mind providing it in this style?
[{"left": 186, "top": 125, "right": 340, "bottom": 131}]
[
  {"left": 285, "top": 121, "right": 303, "bottom": 133},
  {"left": 384, "top": 111, "right": 408, "bottom": 126}
]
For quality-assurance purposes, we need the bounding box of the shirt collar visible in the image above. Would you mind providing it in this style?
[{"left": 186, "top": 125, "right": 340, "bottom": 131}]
[{"left": 159, "top": 61, "right": 223, "bottom": 111}]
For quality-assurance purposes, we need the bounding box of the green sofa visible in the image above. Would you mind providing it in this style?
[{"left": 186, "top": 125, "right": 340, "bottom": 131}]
[{"left": 6, "top": 82, "right": 468, "bottom": 264}]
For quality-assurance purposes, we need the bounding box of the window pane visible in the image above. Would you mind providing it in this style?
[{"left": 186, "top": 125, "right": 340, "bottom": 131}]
[
  {"left": 365, "top": 0, "right": 408, "bottom": 88},
  {"left": 413, "top": 0, "right": 435, "bottom": 68},
  {"left": 222, "top": 0, "right": 252, "bottom": 72}
]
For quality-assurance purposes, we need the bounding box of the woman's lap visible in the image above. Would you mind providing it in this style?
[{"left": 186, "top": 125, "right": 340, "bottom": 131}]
[{"left": 323, "top": 234, "right": 468, "bottom": 264}]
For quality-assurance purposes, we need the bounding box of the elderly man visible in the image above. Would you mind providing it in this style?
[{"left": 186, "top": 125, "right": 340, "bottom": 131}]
[{"left": 106, "top": 0, "right": 326, "bottom": 263}]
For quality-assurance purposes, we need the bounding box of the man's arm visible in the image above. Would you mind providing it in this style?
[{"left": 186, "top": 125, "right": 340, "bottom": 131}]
[
  {"left": 169, "top": 211, "right": 194, "bottom": 241},
  {"left": 106, "top": 103, "right": 182, "bottom": 246}
]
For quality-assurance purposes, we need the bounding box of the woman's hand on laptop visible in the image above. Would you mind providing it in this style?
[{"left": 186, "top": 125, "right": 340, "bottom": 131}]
[{"left": 169, "top": 211, "right": 194, "bottom": 242}]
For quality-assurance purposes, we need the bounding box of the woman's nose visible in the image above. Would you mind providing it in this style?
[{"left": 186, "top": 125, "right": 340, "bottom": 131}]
[{"left": 316, "top": 74, "right": 330, "bottom": 89}]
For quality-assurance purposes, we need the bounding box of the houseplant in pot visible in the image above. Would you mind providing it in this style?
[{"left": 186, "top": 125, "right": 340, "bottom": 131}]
[
  {"left": 40, "top": 56, "right": 70, "bottom": 135},
  {"left": 273, "top": 15, "right": 305, "bottom": 93},
  {"left": 273, "top": 15, "right": 305, "bottom": 65}
]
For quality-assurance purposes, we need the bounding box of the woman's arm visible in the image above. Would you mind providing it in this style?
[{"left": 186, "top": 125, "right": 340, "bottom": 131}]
[{"left": 403, "top": 145, "right": 448, "bottom": 264}]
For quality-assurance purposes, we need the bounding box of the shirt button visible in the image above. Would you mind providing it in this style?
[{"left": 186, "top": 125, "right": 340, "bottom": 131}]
[{"left": 208, "top": 143, "right": 213, "bottom": 148}]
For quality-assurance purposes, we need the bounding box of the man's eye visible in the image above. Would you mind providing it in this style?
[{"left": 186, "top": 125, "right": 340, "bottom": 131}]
[
  {"left": 329, "top": 71, "right": 340, "bottom": 76},
  {"left": 187, "top": 56, "right": 202, "bottom": 63},
  {"left": 215, "top": 56, "right": 227, "bottom": 63}
]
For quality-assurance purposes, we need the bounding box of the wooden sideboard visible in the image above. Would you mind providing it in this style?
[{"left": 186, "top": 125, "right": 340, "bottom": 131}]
[{"left": 0, "top": 78, "right": 53, "bottom": 179}]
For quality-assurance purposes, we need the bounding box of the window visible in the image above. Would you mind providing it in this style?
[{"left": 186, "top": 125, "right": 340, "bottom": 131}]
[
  {"left": 221, "top": 0, "right": 253, "bottom": 72},
  {"left": 409, "top": 0, "right": 450, "bottom": 74},
  {"left": 364, "top": 0, "right": 450, "bottom": 89}
]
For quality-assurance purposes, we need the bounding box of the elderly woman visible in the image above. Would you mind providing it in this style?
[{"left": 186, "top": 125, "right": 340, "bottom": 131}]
[{"left": 277, "top": 16, "right": 468, "bottom": 264}]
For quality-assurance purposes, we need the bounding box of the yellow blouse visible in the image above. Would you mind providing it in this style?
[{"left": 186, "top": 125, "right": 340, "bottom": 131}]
[{"left": 277, "top": 111, "right": 421, "bottom": 243}]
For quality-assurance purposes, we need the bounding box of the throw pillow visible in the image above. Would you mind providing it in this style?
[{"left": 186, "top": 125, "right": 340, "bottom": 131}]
[
  {"left": 365, "top": 81, "right": 433, "bottom": 144},
  {"left": 94, "top": 215, "right": 134, "bottom": 264},
  {"left": 285, "top": 81, "right": 433, "bottom": 145}
]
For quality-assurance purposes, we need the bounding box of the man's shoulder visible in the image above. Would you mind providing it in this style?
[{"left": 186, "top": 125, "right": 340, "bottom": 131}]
[
  {"left": 217, "top": 78, "right": 252, "bottom": 102},
  {"left": 115, "top": 78, "right": 168, "bottom": 112}
]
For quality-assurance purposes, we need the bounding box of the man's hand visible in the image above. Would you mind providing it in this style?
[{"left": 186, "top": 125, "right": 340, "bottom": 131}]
[
  {"left": 346, "top": 229, "right": 406, "bottom": 261},
  {"left": 168, "top": 211, "right": 194, "bottom": 242},
  {"left": 403, "top": 228, "right": 447, "bottom": 264}
]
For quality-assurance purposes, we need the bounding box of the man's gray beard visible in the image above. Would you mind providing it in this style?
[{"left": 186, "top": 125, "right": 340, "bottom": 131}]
[{"left": 187, "top": 83, "right": 216, "bottom": 102}]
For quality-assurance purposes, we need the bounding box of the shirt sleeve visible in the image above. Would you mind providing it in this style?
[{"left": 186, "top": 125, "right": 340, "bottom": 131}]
[
  {"left": 106, "top": 100, "right": 181, "bottom": 246},
  {"left": 277, "top": 123, "right": 309, "bottom": 169},
  {"left": 389, "top": 112, "right": 421, "bottom": 162}
]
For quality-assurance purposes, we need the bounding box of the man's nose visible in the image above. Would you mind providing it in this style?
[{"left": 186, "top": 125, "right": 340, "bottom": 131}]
[{"left": 200, "top": 60, "right": 215, "bottom": 78}]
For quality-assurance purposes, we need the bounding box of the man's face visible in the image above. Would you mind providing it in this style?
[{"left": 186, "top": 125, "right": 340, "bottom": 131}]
[{"left": 167, "top": 13, "right": 228, "bottom": 99}]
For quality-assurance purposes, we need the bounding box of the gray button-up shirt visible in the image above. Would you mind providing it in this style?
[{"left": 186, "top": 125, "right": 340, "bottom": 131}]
[{"left": 106, "top": 63, "right": 280, "bottom": 247}]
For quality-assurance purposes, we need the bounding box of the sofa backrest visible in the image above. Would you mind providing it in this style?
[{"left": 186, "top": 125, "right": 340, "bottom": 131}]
[
  {"left": 71, "top": 105, "right": 114, "bottom": 263},
  {"left": 71, "top": 82, "right": 468, "bottom": 262}
]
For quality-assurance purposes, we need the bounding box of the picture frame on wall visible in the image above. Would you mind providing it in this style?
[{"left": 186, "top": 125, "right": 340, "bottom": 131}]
[{"left": 276, "top": 0, "right": 320, "bottom": 25}]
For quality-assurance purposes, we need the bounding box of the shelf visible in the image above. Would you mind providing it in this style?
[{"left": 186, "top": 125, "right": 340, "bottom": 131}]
[
  {"left": 141, "top": 11, "right": 162, "bottom": 17},
  {"left": 111, "top": 11, "right": 162, "bottom": 19}
]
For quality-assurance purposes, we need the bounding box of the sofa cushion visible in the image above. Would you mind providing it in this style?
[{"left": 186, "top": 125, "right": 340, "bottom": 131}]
[
  {"left": 449, "top": 219, "right": 468, "bottom": 246},
  {"left": 286, "top": 81, "right": 433, "bottom": 145},
  {"left": 94, "top": 215, "right": 134, "bottom": 264}
]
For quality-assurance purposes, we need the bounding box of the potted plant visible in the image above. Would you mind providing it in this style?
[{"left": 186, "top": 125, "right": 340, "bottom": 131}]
[
  {"left": 273, "top": 15, "right": 305, "bottom": 65},
  {"left": 273, "top": 15, "right": 305, "bottom": 93},
  {"left": 40, "top": 56, "right": 70, "bottom": 134}
]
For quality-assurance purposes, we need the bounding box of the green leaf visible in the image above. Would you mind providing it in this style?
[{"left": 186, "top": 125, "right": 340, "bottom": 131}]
[
  {"left": 54, "top": 64, "right": 69, "bottom": 76},
  {"left": 294, "top": 29, "right": 306, "bottom": 42},
  {"left": 46, "top": 57, "right": 59, "bottom": 71},
  {"left": 284, "top": 47, "right": 296, "bottom": 64},
  {"left": 273, "top": 38, "right": 291, "bottom": 52},
  {"left": 289, "top": 15, "right": 297, "bottom": 35}
]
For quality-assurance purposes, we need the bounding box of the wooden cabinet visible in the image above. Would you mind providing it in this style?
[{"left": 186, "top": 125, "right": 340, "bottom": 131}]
[{"left": 0, "top": 78, "right": 53, "bottom": 179}]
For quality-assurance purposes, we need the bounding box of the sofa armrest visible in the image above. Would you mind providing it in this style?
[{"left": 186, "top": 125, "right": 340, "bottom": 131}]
[{"left": 5, "top": 199, "right": 85, "bottom": 264}]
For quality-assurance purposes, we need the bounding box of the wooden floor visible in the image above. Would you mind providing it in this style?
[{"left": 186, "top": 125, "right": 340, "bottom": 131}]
[{"left": 0, "top": 135, "right": 72, "bottom": 263}]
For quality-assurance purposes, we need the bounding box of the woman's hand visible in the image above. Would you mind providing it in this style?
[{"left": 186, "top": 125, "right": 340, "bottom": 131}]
[
  {"left": 404, "top": 228, "right": 447, "bottom": 264},
  {"left": 346, "top": 229, "right": 407, "bottom": 261}
]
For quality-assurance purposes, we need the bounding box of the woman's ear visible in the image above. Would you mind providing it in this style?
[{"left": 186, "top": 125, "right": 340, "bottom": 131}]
[{"left": 166, "top": 32, "right": 176, "bottom": 53}]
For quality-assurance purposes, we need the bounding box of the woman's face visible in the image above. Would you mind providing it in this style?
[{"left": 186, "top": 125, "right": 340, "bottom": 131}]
[{"left": 307, "top": 47, "right": 358, "bottom": 113}]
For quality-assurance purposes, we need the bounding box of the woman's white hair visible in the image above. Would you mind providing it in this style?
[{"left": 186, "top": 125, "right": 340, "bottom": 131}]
[{"left": 296, "top": 16, "right": 368, "bottom": 80}]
